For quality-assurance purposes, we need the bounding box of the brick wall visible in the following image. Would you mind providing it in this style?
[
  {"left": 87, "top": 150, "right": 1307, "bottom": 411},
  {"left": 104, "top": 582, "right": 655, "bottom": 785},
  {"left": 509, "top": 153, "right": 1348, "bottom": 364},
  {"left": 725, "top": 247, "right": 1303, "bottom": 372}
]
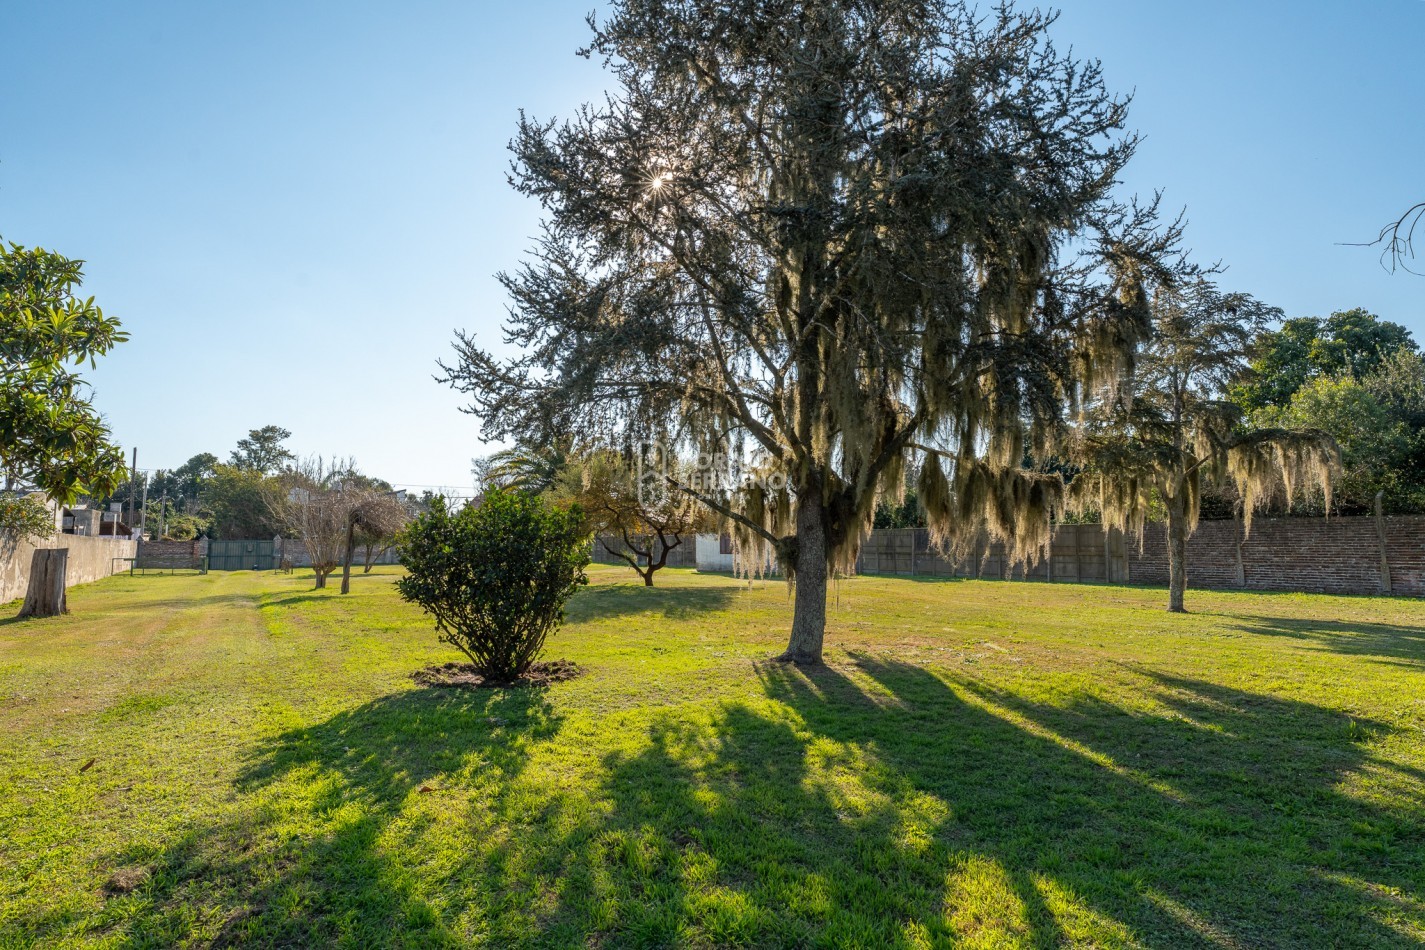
[
  {"left": 1127, "top": 516, "right": 1424, "bottom": 596},
  {"left": 135, "top": 539, "right": 205, "bottom": 569},
  {"left": 692, "top": 516, "right": 1424, "bottom": 598}
]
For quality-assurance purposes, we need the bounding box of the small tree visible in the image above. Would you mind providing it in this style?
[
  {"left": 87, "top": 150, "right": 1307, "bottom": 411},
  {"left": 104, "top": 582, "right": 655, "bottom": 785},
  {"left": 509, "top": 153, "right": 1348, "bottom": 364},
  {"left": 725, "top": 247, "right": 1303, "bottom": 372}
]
[
  {"left": 397, "top": 490, "right": 590, "bottom": 682},
  {"left": 1070, "top": 277, "right": 1340, "bottom": 612},
  {"left": 339, "top": 489, "right": 410, "bottom": 593},
  {"left": 0, "top": 493, "right": 57, "bottom": 538},
  {"left": 281, "top": 457, "right": 362, "bottom": 589},
  {"left": 354, "top": 491, "right": 411, "bottom": 572},
  {"left": 558, "top": 451, "right": 708, "bottom": 586},
  {"left": 229, "top": 425, "right": 296, "bottom": 474}
]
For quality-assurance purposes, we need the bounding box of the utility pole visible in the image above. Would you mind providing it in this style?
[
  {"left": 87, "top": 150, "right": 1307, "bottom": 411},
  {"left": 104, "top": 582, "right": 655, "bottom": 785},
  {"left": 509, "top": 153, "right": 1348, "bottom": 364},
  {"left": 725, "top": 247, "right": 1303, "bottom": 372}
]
[
  {"left": 138, "top": 475, "right": 149, "bottom": 540},
  {"left": 128, "top": 447, "right": 138, "bottom": 533},
  {"left": 159, "top": 490, "right": 168, "bottom": 540}
]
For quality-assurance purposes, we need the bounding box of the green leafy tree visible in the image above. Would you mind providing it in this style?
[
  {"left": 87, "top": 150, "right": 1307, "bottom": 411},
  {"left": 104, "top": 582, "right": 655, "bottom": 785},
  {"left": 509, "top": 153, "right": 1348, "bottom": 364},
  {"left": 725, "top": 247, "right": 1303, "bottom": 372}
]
[
  {"left": 1, "top": 239, "right": 128, "bottom": 504},
  {"left": 485, "top": 438, "right": 573, "bottom": 496},
  {"left": 396, "top": 490, "right": 590, "bottom": 682},
  {"left": 1071, "top": 277, "right": 1340, "bottom": 612},
  {"left": 441, "top": 0, "right": 1178, "bottom": 663},
  {"left": 2, "top": 239, "right": 128, "bottom": 616},
  {"left": 229, "top": 426, "right": 295, "bottom": 474},
  {"left": 202, "top": 464, "right": 285, "bottom": 539},
  {"left": 1234, "top": 309, "right": 1417, "bottom": 411},
  {"left": 1256, "top": 349, "right": 1425, "bottom": 513},
  {"left": 170, "top": 452, "right": 218, "bottom": 499}
]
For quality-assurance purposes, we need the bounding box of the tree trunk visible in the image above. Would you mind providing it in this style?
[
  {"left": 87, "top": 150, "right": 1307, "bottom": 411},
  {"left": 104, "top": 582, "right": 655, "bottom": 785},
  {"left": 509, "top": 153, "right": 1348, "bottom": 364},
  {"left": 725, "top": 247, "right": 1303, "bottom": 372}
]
[
  {"left": 19, "top": 549, "right": 68, "bottom": 618},
  {"left": 340, "top": 514, "right": 356, "bottom": 594},
  {"left": 1165, "top": 495, "right": 1188, "bottom": 613},
  {"left": 780, "top": 494, "right": 827, "bottom": 665},
  {"left": 314, "top": 570, "right": 327, "bottom": 589}
]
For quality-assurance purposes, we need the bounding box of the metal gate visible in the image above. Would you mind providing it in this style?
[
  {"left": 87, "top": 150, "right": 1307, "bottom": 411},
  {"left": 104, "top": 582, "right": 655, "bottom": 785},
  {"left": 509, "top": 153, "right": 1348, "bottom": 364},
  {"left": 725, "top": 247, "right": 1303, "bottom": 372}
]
[{"left": 207, "top": 540, "right": 277, "bottom": 571}]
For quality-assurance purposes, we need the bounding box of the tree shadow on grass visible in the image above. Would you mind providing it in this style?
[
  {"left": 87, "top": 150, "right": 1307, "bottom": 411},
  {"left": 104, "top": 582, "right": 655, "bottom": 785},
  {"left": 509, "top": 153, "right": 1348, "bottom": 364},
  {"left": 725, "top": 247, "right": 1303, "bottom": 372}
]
[
  {"left": 1222, "top": 614, "right": 1425, "bottom": 666},
  {"left": 567, "top": 580, "right": 741, "bottom": 623},
  {"left": 437, "top": 659, "right": 1424, "bottom": 946},
  {"left": 0, "top": 591, "right": 256, "bottom": 626},
  {"left": 258, "top": 591, "right": 354, "bottom": 610},
  {"left": 86, "top": 687, "right": 561, "bottom": 947},
  {"left": 809, "top": 656, "right": 1424, "bottom": 947},
  {"left": 74, "top": 658, "right": 1425, "bottom": 947}
]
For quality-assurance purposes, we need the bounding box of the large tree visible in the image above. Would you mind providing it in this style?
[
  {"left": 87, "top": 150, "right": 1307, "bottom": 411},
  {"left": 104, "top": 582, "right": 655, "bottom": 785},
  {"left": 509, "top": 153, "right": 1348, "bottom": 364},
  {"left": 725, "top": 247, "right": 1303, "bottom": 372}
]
[
  {"left": 2, "top": 239, "right": 129, "bottom": 616},
  {"left": 203, "top": 464, "right": 285, "bottom": 539},
  {"left": 171, "top": 452, "right": 218, "bottom": 500},
  {"left": 1255, "top": 349, "right": 1425, "bottom": 514},
  {"left": 444, "top": 0, "right": 1176, "bottom": 663},
  {"left": 1069, "top": 277, "right": 1340, "bottom": 612}
]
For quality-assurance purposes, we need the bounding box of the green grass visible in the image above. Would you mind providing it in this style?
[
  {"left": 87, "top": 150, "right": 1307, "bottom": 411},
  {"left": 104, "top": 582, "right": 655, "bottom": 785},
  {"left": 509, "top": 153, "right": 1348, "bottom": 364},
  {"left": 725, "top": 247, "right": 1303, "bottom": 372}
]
[{"left": 2, "top": 566, "right": 1424, "bottom": 948}]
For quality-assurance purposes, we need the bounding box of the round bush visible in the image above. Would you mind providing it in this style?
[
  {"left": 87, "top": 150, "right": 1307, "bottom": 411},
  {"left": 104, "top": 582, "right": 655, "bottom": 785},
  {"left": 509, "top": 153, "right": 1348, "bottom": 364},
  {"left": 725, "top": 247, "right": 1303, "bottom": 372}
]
[{"left": 396, "top": 489, "right": 590, "bottom": 682}]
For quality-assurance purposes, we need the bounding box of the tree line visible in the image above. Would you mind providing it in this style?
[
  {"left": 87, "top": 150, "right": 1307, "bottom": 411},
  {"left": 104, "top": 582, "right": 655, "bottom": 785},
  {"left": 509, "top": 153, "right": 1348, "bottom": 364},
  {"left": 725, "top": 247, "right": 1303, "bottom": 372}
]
[{"left": 101, "top": 425, "right": 426, "bottom": 553}]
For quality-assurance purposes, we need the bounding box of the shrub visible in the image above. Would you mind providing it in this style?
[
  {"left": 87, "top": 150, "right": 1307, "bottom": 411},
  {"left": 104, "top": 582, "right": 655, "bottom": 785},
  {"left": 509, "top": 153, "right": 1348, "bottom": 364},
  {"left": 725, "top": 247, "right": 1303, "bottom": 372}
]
[
  {"left": 0, "top": 494, "right": 56, "bottom": 544},
  {"left": 396, "top": 489, "right": 590, "bottom": 681}
]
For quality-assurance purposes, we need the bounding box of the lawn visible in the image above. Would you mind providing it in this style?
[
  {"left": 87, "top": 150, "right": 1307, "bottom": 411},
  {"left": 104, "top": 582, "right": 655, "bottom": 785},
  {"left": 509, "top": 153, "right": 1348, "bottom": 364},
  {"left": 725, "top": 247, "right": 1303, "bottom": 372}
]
[{"left": 2, "top": 566, "right": 1424, "bottom": 948}]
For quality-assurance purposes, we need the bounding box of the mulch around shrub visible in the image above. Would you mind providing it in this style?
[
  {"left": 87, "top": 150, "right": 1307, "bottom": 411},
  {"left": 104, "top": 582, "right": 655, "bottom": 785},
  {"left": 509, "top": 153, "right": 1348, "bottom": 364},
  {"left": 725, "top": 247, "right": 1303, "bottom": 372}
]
[{"left": 412, "top": 659, "right": 582, "bottom": 689}]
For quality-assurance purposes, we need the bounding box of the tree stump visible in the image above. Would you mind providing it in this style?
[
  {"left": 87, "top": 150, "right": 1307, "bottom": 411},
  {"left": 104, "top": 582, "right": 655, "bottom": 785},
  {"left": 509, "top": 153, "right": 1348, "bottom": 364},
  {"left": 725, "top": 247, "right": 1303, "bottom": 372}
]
[{"left": 18, "top": 549, "right": 68, "bottom": 618}]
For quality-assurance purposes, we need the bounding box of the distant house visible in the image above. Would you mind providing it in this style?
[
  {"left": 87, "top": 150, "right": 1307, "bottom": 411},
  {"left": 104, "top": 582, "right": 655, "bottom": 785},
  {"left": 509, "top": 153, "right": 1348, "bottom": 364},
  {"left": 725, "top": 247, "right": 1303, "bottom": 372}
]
[
  {"left": 694, "top": 533, "right": 736, "bottom": 572},
  {"left": 62, "top": 506, "right": 134, "bottom": 538}
]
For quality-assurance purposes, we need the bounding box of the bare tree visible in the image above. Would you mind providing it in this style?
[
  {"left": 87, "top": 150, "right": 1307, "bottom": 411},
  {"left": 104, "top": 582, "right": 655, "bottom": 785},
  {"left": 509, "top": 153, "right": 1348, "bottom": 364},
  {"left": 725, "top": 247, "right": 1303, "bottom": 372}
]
[
  {"left": 281, "top": 457, "right": 363, "bottom": 590},
  {"left": 1366, "top": 202, "right": 1424, "bottom": 275},
  {"left": 341, "top": 491, "right": 410, "bottom": 591}
]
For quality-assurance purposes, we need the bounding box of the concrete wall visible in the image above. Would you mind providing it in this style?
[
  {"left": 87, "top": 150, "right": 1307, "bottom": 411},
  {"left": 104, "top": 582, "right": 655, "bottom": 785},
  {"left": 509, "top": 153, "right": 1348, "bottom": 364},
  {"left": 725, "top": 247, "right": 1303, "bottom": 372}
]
[
  {"left": 696, "top": 534, "right": 735, "bottom": 573},
  {"left": 1, "top": 533, "right": 138, "bottom": 604}
]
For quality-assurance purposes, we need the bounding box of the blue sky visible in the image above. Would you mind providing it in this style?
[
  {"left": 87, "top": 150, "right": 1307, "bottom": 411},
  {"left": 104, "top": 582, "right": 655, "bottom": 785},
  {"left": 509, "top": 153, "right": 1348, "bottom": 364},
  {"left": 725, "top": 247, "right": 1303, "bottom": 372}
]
[{"left": 3, "top": 1, "right": 1421, "bottom": 491}]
